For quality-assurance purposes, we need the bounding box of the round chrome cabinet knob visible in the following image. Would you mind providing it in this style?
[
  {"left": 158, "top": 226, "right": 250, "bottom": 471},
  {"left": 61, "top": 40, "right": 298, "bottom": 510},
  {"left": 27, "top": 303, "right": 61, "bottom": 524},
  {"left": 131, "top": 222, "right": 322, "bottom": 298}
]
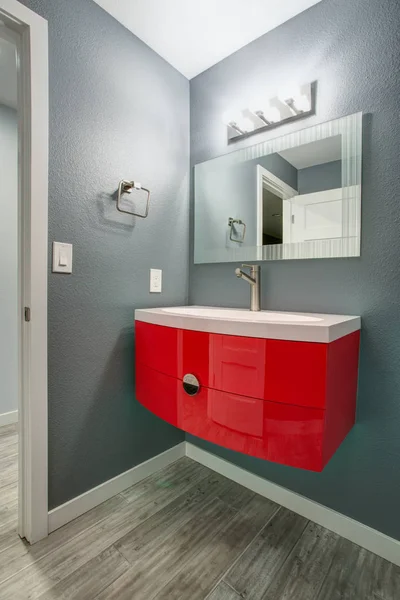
[{"left": 183, "top": 374, "right": 200, "bottom": 396}]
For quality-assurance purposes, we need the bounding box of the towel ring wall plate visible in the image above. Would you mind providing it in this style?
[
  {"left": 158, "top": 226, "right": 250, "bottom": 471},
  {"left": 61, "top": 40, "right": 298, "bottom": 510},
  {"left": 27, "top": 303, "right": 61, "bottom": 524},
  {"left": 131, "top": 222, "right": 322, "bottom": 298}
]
[{"left": 117, "top": 180, "right": 151, "bottom": 218}]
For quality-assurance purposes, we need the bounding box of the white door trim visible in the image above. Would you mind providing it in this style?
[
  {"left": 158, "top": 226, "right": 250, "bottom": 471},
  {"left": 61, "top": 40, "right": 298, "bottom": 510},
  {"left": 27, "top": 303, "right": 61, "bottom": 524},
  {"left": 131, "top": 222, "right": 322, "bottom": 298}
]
[
  {"left": 256, "top": 165, "right": 298, "bottom": 255},
  {"left": 0, "top": 0, "right": 49, "bottom": 543}
]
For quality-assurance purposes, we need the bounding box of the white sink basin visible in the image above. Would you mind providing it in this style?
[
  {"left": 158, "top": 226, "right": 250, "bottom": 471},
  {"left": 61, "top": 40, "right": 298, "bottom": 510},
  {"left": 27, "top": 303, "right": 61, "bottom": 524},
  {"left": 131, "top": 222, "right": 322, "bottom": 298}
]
[
  {"left": 135, "top": 306, "right": 360, "bottom": 343},
  {"left": 162, "top": 306, "right": 322, "bottom": 323}
]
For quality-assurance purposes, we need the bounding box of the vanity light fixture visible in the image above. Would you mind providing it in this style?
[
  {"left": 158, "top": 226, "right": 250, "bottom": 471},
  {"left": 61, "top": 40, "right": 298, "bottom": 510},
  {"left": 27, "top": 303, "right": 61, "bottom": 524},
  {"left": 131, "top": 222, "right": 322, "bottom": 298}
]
[
  {"left": 224, "top": 82, "right": 316, "bottom": 143},
  {"left": 222, "top": 110, "right": 255, "bottom": 135},
  {"left": 282, "top": 93, "right": 312, "bottom": 116},
  {"left": 249, "top": 102, "right": 281, "bottom": 126}
]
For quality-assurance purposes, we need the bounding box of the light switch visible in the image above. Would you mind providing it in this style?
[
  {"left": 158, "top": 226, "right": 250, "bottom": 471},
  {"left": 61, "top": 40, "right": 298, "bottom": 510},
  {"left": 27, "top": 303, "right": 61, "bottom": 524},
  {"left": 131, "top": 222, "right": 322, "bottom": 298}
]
[
  {"left": 59, "top": 252, "right": 68, "bottom": 267},
  {"left": 52, "top": 242, "right": 73, "bottom": 274},
  {"left": 150, "top": 268, "right": 162, "bottom": 293}
]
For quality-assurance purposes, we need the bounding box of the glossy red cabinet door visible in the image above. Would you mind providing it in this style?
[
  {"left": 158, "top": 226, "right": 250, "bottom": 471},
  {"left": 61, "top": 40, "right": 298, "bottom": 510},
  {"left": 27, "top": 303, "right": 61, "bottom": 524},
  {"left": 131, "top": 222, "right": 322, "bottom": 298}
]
[
  {"left": 264, "top": 339, "right": 327, "bottom": 408},
  {"left": 136, "top": 321, "right": 211, "bottom": 383},
  {"left": 210, "top": 334, "right": 266, "bottom": 399},
  {"left": 136, "top": 323, "right": 332, "bottom": 408},
  {"left": 136, "top": 362, "right": 326, "bottom": 470},
  {"left": 207, "top": 389, "right": 264, "bottom": 438},
  {"left": 135, "top": 321, "right": 178, "bottom": 378},
  {"left": 178, "top": 329, "right": 211, "bottom": 386},
  {"left": 136, "top": 362, "right": 179, "bottom": 428},
  {"left": 135, "top": 321, "right": 360, "bottom": 471},
  {"left": 324, "top": 331, "right": 360, "bottom": 464}
]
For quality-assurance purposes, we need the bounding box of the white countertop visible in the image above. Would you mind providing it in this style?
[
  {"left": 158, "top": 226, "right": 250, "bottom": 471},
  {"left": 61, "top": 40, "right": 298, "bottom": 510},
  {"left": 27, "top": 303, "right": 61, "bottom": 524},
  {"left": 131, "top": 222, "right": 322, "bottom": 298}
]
[{"left": 135, "top": 306, "right": 361, "bottom": 343}]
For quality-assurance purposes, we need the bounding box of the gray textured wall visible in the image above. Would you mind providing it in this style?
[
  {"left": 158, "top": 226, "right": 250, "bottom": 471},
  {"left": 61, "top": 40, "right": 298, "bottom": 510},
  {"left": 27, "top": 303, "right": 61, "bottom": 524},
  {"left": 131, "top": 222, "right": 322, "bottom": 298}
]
[
  {"left": 189, "top": 0, "right": 400, "bottom": 540},
  {"left": 19, "top": 0, "right": 189, "bottom": 509},
  {"left": 298, "top": 160, "right": 341, "bottom": 194}
]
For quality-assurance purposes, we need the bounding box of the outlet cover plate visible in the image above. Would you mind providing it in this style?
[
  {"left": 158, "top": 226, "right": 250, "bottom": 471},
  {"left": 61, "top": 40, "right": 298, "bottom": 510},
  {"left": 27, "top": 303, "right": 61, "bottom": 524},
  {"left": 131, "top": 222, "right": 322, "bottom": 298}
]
[{"left": 150, "top": 268, "right": 162, "bottom": 293}]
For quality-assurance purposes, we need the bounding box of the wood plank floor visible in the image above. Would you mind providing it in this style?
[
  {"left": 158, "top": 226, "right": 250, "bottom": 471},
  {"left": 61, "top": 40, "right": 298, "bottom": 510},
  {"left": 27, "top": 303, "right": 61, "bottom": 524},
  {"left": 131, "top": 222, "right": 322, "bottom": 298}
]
[
  {"left": 0, "top": 424, "right": 399, "bottom": 599},
  {"left": 0, "top": 423, "right": 19, "bottom": 558}
]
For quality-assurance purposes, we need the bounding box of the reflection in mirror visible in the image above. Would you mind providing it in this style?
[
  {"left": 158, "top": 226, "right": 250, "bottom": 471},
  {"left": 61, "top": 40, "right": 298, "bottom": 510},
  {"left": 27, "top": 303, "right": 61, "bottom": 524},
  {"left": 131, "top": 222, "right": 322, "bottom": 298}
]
[
  {"left": 194, "top": 113, "right": 362, "bottom": 263},
  {"left": 263, "top": 190, "right": 283, "bottom": 245},
  {"left": 259, "top": 136, "right": 342, "bottom": 246}
]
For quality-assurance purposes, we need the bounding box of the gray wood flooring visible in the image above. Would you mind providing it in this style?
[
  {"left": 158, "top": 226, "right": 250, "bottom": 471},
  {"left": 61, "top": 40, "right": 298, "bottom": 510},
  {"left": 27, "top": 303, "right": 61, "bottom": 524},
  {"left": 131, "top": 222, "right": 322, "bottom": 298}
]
[
  {"left": 0, "top": 423, "right": 399, "bottom": 599},
  {"left": 0, "top": 423, "right": 19, "bottom": 560}
]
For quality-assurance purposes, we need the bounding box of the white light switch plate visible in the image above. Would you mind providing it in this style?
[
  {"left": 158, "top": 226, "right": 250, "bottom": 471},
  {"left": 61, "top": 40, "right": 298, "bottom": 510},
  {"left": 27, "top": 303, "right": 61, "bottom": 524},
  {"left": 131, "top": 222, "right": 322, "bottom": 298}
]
[
  {"left": 52, "top": 242, "right": 73, "bottom": 274},
  {"left": 150, "top": 268, "right": 162, "bottom": 293}
]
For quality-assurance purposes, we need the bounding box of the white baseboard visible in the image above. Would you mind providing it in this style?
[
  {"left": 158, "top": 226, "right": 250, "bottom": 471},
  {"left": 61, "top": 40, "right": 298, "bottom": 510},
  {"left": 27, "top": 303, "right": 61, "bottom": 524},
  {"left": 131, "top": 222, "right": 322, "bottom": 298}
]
[
  {"left": 48, "top": 442, "right": 186, "bottom": 533},
  {"left": 186, "top": 442, "right": 400, "bottom": 568},
  {"left": 47, "top": 438, "right": 400, "bottom": 569},
  {"left": 0, "top": 410, "right": 18, "bottom": 427}
]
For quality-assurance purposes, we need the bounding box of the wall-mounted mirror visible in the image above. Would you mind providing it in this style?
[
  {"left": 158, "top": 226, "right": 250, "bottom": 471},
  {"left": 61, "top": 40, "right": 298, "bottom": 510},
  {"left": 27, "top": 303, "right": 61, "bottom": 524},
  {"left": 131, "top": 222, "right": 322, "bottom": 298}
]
[{"left": 194, "top": 113, "right": 362, "bottom": 263}]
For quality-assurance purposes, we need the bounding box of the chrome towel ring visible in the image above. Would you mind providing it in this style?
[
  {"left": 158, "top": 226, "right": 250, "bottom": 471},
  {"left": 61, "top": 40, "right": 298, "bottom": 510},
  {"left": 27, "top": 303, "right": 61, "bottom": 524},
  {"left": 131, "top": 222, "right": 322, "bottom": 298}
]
[
  {"left": 117, "top": 180, "right": 151, "bottom": 218},
  {"left": 228, "top": 217, "right": 246, "bottom": 243}
]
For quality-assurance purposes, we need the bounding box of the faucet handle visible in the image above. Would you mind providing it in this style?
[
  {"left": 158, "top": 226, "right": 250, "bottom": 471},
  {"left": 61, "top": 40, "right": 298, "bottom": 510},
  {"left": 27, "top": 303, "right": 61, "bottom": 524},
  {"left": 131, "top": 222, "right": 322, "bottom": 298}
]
[{"left": 241, "top": 263, "right": 260, "bottom": 271}]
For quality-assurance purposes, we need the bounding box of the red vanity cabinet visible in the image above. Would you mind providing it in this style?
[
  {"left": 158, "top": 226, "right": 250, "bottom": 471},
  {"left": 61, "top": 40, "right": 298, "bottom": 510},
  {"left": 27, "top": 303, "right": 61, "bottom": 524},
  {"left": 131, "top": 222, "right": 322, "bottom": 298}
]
[{"left": 135, "top": 320, "right": 360, "bottom": 471}]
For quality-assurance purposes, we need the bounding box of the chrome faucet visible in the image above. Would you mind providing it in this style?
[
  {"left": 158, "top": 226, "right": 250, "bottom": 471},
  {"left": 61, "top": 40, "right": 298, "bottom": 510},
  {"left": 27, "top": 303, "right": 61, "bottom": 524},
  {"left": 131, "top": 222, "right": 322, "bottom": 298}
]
[{"left": 235, "top": 264, "right": 261, "bottom": 312}]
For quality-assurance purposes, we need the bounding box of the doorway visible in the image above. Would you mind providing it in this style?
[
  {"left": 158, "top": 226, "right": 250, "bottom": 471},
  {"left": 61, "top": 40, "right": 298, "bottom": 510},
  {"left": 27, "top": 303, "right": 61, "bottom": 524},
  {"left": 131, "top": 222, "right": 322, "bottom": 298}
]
[
  {"left": 256, "top": 165, "right": 298, "bottom": 258},
  {"left": 0, "top": 21, "right": 19, "bottom": 550},
  {"left": 262, "top": 188, "right": 283, "bottom": 245},
  {"left": 0, "top": 0, "right": 48, "bottom": 544}
]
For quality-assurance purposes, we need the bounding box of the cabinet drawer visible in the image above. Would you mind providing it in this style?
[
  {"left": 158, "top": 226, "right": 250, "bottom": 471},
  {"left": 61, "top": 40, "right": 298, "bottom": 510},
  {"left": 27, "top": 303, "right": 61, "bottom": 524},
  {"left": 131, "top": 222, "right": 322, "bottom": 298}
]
[
  {"left": 135, "top": 321, "right": 179, "bottom": 378},
  {"left": 183, "top": 388, "right": 325, "bottom": 471},
  {"left": 136, "top": 321, "right": 211, "bottom": 383},
  {"left": 136, "top": 362, "right": 180, "bottom": 427},
  {"left": 210, "top": 334, "right": 267, "bottom": 399},
  {"left": 136, "top": 363, "right": 326, "bottom": 471},
  {"left": 136, "top": 322, "right": 329, "bottom": 408},
  {"left": 264, "top": 339, "right": 327, "bottom": 409}
]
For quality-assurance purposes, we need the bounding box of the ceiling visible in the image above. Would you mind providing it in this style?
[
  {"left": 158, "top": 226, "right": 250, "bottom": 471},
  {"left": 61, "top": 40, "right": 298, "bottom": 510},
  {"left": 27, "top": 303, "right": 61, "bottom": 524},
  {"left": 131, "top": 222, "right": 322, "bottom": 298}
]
[
  {"left": 279, "top": 136, "right": 342, "bottom": 170},
  {"left": 93, "top": 0, "right": 322, "bottom": 79},
  {"left": 0, "top": 35, "right": 17, "bottom": 109}
]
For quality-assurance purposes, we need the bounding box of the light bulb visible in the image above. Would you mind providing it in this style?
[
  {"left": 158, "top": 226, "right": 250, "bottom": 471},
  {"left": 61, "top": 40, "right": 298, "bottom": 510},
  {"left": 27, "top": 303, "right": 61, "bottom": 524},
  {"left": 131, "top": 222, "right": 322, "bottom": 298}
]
[
  {"left": 222, "top": 109, "right": 254, "bottom": 133},
  {"left": 292, "top": 94, "right": 311, "bottom": 113},
  {"left": 262, "top": 106, "right": 281, "bottom": 123},
  {"left": 222, "top": 109, "right": 241, "bottom": 126},
  {"left": 249, "top": 100, "right": 281, "bottom": 124},
  {"left": 248, "top": 96, "right": 265, "bottom": 115},
  {"left": 278, "top": 84, "right": 301, "bottom": 101},
  {"left": 278, "top": 86, "right": 312, "bottom": 115},
  {"left": 237, "top": 117, "right": 255, "bottom": 132}
]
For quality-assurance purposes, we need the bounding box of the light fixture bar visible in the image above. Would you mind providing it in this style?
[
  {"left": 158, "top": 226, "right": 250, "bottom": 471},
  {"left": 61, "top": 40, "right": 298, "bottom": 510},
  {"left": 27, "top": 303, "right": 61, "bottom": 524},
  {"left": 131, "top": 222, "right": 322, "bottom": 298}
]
[
  {"left": 224, "top": 81, "right": 317, "bottom": 143},
  {"left": 284, "top": 98, "right": 301, "bottom": 116},
  {"left": 253, "top": 110, "right": 273, "bottom": 126}
]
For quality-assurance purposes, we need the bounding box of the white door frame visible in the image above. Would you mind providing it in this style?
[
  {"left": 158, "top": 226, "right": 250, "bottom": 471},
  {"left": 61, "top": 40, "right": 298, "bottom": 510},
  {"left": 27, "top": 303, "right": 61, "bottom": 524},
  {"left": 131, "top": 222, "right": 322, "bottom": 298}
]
[
  {"left": 0, "top": 0, "right": 49, "bottom": 543},
  {"left": 256, "top": 165, "right": 298, "bottom": 255}
]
